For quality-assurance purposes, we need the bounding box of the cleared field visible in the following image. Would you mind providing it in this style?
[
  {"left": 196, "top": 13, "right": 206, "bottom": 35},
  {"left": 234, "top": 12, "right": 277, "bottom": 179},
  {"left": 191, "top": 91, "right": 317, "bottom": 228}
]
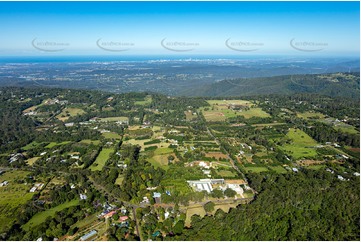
[
  {"left": 57, "top": 107, "right": 86, "bottom": 121},
  {"left": 205, "top": 152, "right": 228, "bottom": 159},
  {"left": 99, "top": 116, "right": 129, "bottom": 122},
  {"left": 152, "top": 125, "right": 163, "bottom": 132},
  {"left": 243, "top": 166, "right": 269, "bottom": 173},
  {"left": 335, "top": 124, "right": 359, "bottom": 135},
  {"left": 45, "top": 141, "right": 71, "bottom": 149},
  {"left": 206, "top": 100, "right": 252, "bottom": 106},
  {"left": 201, "top": 110, "right": 226, "bottom": 122},
  {"left": 90, "top": 148, "right": 114, "bottom": 171},
  {"left": 103, "top": 106, "right": 115, "bottom": 111},
  {"left": 280, "top": 128, "right": 318, "bottom": 159},
  {"left": 127, "top": 125, "right": 142, "bottom": 131},
  {"left": 216, "top": 170, "right": 237, "bottom": 177},
  {"left": 212, "top": 203, "right": 238, "bottom": 214},
  {"left": 23, "top": 199, "right": 80, "bottom": 231},
  {"left": 0, "top": 171, "right": 34, "bottom": 233},
  {"left": 269, "top": 166, "right": 287, "bottom": 173},
  {"left": 102, "top": 132, "right": 121, "bottom": 140},
  {"left": 184, "top": 111, "right": 197, "bottom": 121},
  {"left": 200, "top": 105, "right": 269, "bottom": 121},
  {"left": 26, "top": 157, "right": 40, "bottom": 166},
  {"left": 23, "top": 104, "right": 39, "bottom": 113},
  {"left": 135, "top": 95, "right": 152, "bottom": 105},
  {"left": 321, "top": 118, "right": 359, "bottom": 134},
  {"left": 185, "top": 206, "right": 206, "bottom": 227},
  {"left": 297, "top": 111, "right": 325, "bottom": 119},
  {"left": 153, "top": 147, "right": 174, "bottom": 155},
  {"left": 237, "top": 108, "right": 270, "bottom": 119},
  {"left": 79, "top": 139, "right": 101, "bottom": 145},
  {"left": 124, "top": 138, "right": 169, "bottom": 151},
  {"left": 22, "top": 141, "right": 46, "bottom": 151},
  {"left": 124, "top": 138, "right": 151, "bottom": 146},
  {"left": 148, "top": 155, "right": 170, "bottom": 170}
]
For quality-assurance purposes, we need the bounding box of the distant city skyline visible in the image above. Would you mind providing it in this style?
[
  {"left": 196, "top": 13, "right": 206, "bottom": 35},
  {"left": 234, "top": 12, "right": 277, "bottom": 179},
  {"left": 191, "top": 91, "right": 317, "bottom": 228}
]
[{"left": 0, "top": 1, "right": 359, "bottom": 57}]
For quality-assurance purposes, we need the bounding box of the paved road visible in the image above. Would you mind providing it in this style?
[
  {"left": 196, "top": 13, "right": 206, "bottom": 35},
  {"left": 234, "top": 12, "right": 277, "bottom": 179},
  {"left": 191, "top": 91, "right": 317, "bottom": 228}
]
[{"left": 205, "top": 127, "right": 249, "bottom": 184}]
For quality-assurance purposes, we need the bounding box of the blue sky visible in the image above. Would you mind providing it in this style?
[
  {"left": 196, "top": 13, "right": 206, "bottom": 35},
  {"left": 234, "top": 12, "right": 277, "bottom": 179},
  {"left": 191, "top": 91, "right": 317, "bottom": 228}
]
[{"left": 0, "top": 1, "right": 359, "bottom": 56}]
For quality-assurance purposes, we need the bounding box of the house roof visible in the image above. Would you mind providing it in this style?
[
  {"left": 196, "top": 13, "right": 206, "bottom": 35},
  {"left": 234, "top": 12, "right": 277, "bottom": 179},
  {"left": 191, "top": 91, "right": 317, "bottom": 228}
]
[
  {"left": 104, "top": 210, "right": 116, "bottom": 218},
  {"left": 153, "top": 192, "right": 161, "bottom": 198}
]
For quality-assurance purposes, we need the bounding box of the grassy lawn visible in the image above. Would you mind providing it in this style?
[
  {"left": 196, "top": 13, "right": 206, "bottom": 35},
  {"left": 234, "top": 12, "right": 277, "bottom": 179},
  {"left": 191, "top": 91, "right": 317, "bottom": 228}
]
[
  {"left": 124, "top": 139, "right": 168, "bottom": 149},
  {"left": 70, "top": 214, "right": 98, "bottom": 231},
  {"left": 90, "top": 148, "right": 114, "bottom": 171},
  {"left": 212, "top": 203, "right": 238, "bottom": 215},
  {"left": 243, "top": 166, "right": 269, "bottom": 173},
  {"left": 99, "top": 116, "right": 129, "bottom": 122},
  {"left": 296, "top": 111, "right": 325, "bottom": 119},
  {"left": 124, "top": 138, "right": 150, "bottom": 146},
  {"left": 127, "top": 125, "right": 142, "bottom": 131},
  {"left": 153, "top": 147, "right": 174, "bottom": 155},
  {"left": 23, "top": 199, "right": 79, "bottom": 231},
  {"left": 0, "top": 171, "right": 34, "bottom": 233},
  {"left": 22, "top": 141, "right": 46, "bottom": 151},
  {"left": 26, "top": 157, "right": 40, "bottom": 166},
  {"left": 57, "top": 107, "right": 86, "bottom": 121},
  {"left": 79, "top": 139, "right": 101, "bottom": 145},
  {"left": 216, "top": 170, "right": 237, "bottom": 177},
  {"left": 148, "top": 155, "right": 169, "bottom": 170},
  {"left": 115, "top": 175, "right": 124, "bottom": 185},
  {"left": 269, "top": 166, "right": 287, "bottom": 173},
  {"left": 335, "top": 125, "right": 359, "bottom": 135},
  {"left": 45, "top": 141, "right": 71, "bottom": 149},
  {"left": 134, "top": 95, "right": 152, "bottom": 105},
  {"left": 222, "top": 109, "right": 243, "bottom": 118},
  {"left": 102, "top": 132, "right": 121, "bottom": 140},
  {"left": 185, "top": 206, "right": 206, "bottom": 227},
  {"left": 280, "top": 128, "right": 318, "bottom": 159}
]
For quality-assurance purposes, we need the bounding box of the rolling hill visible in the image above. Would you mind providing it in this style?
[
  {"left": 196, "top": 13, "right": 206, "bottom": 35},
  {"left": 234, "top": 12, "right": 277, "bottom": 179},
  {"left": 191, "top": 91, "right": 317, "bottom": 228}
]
[{"left": 182, "top": 72, "right": 360, "bottom": 99}]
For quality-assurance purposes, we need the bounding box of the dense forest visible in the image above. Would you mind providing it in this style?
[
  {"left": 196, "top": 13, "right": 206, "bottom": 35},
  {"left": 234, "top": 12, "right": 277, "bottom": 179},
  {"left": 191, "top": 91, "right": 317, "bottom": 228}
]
[
  {"left": 171, "top": 170, "right": 360, "bottom": 241},
  {"left": 184, "top": 72, "right": 360, "bottom": 99}
]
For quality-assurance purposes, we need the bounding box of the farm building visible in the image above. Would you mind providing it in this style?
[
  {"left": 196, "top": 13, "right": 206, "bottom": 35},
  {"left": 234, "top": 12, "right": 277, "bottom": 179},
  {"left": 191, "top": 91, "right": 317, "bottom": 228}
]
[
  {"left": 80, "top": 230, "right": 97, "bottom": 241},
  {"left": 225, "top": 183, "right": 244, "bottom": 196},
  {"left": 187, "top": 179, "right": 225, "bottom": 193}
]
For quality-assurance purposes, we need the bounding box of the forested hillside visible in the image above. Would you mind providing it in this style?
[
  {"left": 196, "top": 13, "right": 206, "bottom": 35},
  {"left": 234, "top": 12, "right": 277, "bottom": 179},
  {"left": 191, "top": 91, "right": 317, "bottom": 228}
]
[{"left": 183, "top": 72, "right": 360, "bottom": 99}]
